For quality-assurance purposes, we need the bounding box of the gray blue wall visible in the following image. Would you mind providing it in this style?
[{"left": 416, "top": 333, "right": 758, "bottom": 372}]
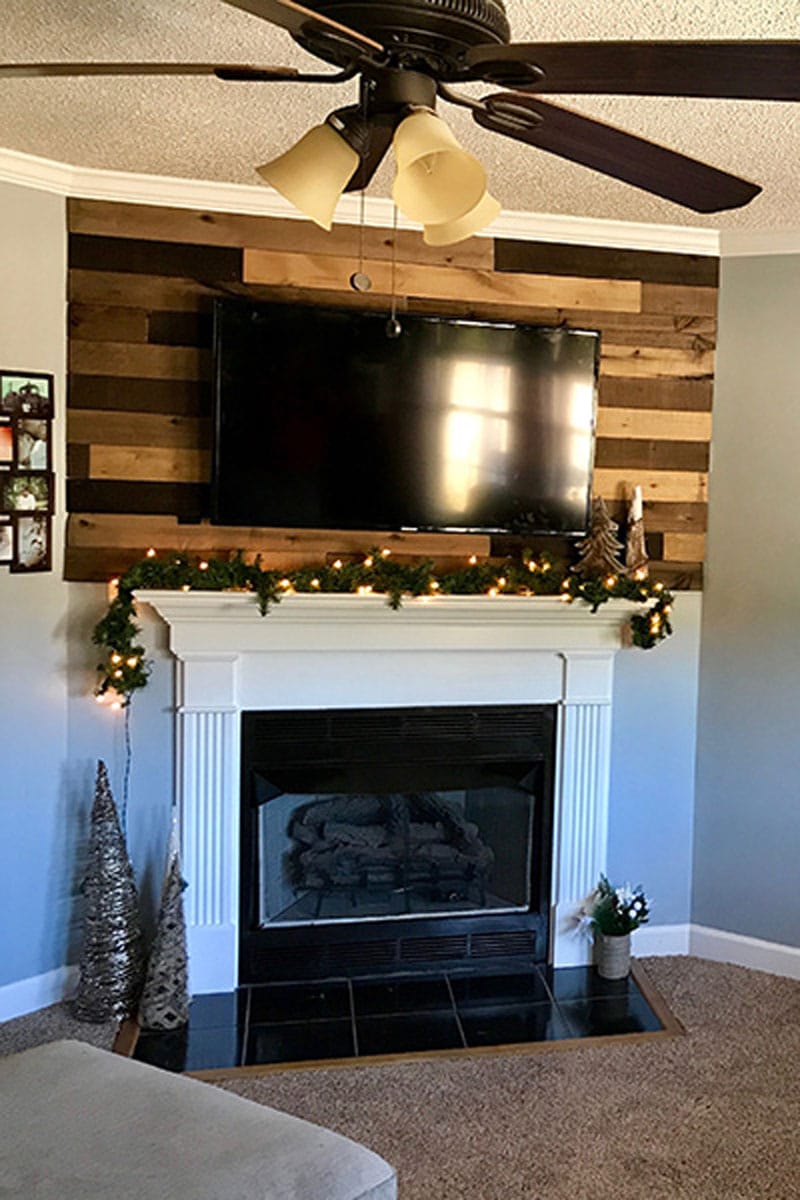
[{"left": 692, "top": 253, "right": 800, "bottom": 945}]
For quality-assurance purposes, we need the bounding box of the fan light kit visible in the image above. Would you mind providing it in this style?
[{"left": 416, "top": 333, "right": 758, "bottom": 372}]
[{"left": 3, "top": 0, "right": 800, "bottom": 243}]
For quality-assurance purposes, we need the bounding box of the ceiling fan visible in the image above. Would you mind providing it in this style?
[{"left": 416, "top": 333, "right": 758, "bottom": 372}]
[{"left": 3, "top": 0, "right": 800, "bottom": 242}]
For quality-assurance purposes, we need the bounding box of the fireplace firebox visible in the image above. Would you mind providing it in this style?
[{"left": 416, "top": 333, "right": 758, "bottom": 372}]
[{"left": 240, "top": 703, "right": 555, "bottom": 984}]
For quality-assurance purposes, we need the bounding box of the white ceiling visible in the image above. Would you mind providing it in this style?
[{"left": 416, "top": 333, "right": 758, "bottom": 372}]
[{"left": 1, "top": 0, "right": 799, "bottom": 232}]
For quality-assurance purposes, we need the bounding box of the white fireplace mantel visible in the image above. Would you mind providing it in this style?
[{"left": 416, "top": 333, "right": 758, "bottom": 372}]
[{"left": 137, "top": 590, "right": 635, "bottom": 992}]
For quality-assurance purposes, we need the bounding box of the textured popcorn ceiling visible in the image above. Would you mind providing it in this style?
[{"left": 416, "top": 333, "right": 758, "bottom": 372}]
[{"left": 1, "top": 0, "right": 799, "bottom": 230}]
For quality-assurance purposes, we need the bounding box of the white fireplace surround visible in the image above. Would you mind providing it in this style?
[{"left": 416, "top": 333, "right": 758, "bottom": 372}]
[{"left": 139, "top": 590, "right": 634, "bottom": 994}]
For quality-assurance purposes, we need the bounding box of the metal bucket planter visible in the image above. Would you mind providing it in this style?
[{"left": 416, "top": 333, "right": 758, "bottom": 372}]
[{"left": 596, "top": 931, "right": 631, "bottom": 980}]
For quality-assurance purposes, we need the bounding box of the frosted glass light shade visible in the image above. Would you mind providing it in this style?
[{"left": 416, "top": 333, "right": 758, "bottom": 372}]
[
  {"left": 423, "top": 191, "right": 502, "bottom": 245},
  {"left": 392, "top": 110, "right": 486, "bottom": 225},
  {"left": 256, "top": 124, "right": 359, "bottom": 231}
]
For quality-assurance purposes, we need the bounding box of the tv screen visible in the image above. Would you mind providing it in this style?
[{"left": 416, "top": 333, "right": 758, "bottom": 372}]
[{"left": 211, "top": 301, "right": 599, "bottom": 536}]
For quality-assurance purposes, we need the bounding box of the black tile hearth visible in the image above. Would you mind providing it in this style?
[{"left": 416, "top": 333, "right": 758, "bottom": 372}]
[{"left": 133, "top": 963, "right": 670, "bottom": 1073}]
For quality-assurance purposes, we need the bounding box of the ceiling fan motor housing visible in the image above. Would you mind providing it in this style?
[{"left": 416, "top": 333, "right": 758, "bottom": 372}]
[{"left": 297, "top": 0, "right": 511, "bottom": 76}]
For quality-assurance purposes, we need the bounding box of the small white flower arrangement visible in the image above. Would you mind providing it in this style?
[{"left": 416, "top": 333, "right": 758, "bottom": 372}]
[{"left": 587, "top": 874, "right": 650, "bottom": 937}]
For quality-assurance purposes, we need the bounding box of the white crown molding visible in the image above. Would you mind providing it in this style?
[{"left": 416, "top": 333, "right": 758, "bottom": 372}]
[{"left": 0, "top": 143, "right": 723, "bottom": 256}]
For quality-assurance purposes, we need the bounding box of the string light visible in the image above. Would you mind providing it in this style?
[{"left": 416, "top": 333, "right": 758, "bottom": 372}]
[
  {"left": 356, "top": 584, "right": 373, "bottom": 595},
  {"left": 363, "top": 556, "right": 374, "bottom": 568},
  {"left": 380, "top": 548, "right": 391, "bottom": 558},
  {"left": 181, "top": 584, "right": 190, "bottom": 592},
  {"left": 468, "top": 555, "right": 478, "bottom": 565},
  {"left": 487, "top": 586, "right": 499, "bottom": 597},
  {"left": 146, "top": 547, "right": 156, "bottom": 558},
  {"left": 497, "top": 576, "right": 507, "bottom": 588},
  {"left": 310, "top": 577, "right": 321, "bottom": 589},
  {"left": 605, "top": 575, "right": 617, "bottom": 589},
  {"left": 126, "top": 656, "right": 138, "bottom": 668},
  {"left": 110, "top": 700, "right": 122, "bottom": 711},
  {"left": 332, "top": 559, "right": 343, "bottom": 570},
  {"left": 278, "top": 578, "right": 292, "bottom": 589},
  {"left": 429, "top": 580, "right": 440, "bottom": 592},
  {"left": 110, "top": 652, "right": 122, "bottom": 665},
  {"left": 198, "top": 560, "right": 209, "bottom": 571}
]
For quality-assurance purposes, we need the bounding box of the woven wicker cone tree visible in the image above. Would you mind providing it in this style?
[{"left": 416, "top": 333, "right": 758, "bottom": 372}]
[
  {"left": 139, "top": 832, "right": 189, "bottom": 1031},
  {"left": 574, "top": 496, "right": 625, "bottom": 578},
  {"left": 72, "top": 761, "right": 145, "bottom": 1022}
]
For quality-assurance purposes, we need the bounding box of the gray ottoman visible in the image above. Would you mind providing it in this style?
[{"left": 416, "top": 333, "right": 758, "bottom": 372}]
[{"left": 0, "top": 1040, "right": 397, "bottom": 1199}]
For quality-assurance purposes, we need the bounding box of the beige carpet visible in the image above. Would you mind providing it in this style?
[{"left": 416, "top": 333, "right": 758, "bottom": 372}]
[
  {"left": 2, "top": 957, "right": 799, "bottom": 1198},
  {"left": 212, "top": 958, "right": 800, "bottom": 1200}
]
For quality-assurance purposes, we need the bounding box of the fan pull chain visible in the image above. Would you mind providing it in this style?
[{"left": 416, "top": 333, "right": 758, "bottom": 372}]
[
  {"left": 349, "top": 84, "right": 373, "bottom": 294},
  {"left": 386, "top": 203, "right": 402, "bottom": 339}
]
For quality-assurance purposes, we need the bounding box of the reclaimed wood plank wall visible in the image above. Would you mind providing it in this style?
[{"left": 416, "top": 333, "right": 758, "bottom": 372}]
[{"left": 65, "top": 198, "right": 717, "bottom": 587}]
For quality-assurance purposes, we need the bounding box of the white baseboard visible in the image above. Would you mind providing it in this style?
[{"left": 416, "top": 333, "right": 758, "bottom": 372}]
[
  {"left": 632, "top": 923, "right": 692, "bottom": 956},
  {"left": 688, "top": 924, "right": 800, "bottom": 981},
  {"left": 0, "top": 965, "right": 76, "bottom": 1023}
]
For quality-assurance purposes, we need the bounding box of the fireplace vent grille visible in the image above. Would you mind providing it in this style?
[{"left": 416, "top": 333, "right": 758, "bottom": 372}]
[
  {"left": 400, "top": 935, "right": 469, "bottom": 962},
  {"left": 248, "top": 705, "right": 549, "bottom": 749}
]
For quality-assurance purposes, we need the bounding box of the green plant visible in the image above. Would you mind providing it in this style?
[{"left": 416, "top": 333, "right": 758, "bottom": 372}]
[{"left": 588, "top": 874, "right": 650, "bottom": 936}]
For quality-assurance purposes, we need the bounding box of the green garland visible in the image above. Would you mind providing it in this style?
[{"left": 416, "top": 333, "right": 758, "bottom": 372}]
[{"left": 92, "top": 549, "right": 674, "bottom": 706}]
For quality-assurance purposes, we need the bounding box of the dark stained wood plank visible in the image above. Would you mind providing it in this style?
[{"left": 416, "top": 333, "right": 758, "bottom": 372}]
[
  {"left": 69, "top": 235, "right": 242, "bottom": 282},
  {"left": 67, "top": 479, "right": 209, "bottom": 518},
  {"left": 599, "top": 377, "right": 713, "bottom": 411},
  {"left": 66, "top": 443, "right": 90, "bottom": 477},
  {"left": 68, "top": 374, "right": 209, "bottom": 417},
  {"left": 148, "top": 311, "right": 213, "bottom": 348},
  {"left": 594, "top": 438, "right": 709, "bottom": 471},
  {"left": 494, "top": 239, "right": 719, "bottom": 287},
  {"left": 646, "top": 560, "right": 703, "bottom": 589}
]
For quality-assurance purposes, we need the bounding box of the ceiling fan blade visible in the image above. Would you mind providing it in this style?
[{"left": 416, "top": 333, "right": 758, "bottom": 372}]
[
  {"left": 220, "top": 0, "right": 383, "bottom": 57},
  {"left": 464, "top": 40, "right": 800, "bottom": 99},
  {"left": 0, "top": 62, "right": 303, "bottom": 80},
  {"left": 474, "top": 94, "right": 761, "bottom": 213}
]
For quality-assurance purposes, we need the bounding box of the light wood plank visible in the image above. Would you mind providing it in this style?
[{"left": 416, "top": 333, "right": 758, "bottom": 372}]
[
  {"left": 70, "top": 341, "right": 209, "bottom": 381},
  {"left": 593, "top": 467, "right": 708, "bottom": 504},
  {"left": 88, "top": 445, "right": 210, "bottom": 482},
  {"left": 69, "top": 269, "right": 216, "bottom": 312},
  {"left": 600, "top": 344, "right": 714, "bottom": 380},
  {"left": 243, "top": 249, "right": 643, "bottom": 313},
  {"left": 596, "top": 408, "right": 712, "bottom": 442},
  {"left": 68, "top": 409, "right": 209, "bottom": 449},
  {"left": 662, "top": 532, "right": 707, "bottom": 561},
  {"left": 68, "top": 513, "right": 491, "bottom": 557},
  {"left": 641, "top": 283, "right": 718, "bottom": 317},
  {"left": 67, "top": 199, "right": 494, "bottom": 270},
  {"left": 69, "top": 303, "right": 149, "bottom": 343}
]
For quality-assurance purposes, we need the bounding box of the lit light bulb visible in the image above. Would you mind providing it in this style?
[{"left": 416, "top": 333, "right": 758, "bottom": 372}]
[
  {"left": 126, "top": 656, "right": 138, "bottom": 668},
  {"left": 605, "top": 575, "right": 617, "bottom": 589},
  {"left": 634, "top": 567, "right": 648, "bottom": 581},
  {"left": 560, "top": 593, "right": 572, "bottom": 604},
  {"left": 497, "top": 576, "right": 507, "bottom": 588},
  {"left": 146, "top": 547, "right": 156, "bottom": 558},
  {"left": 113, "top": 669, "right": 123, "bottom": 679},
  {"left": 430, "top": 580, "right": 440, "bottom": 591},
  {"left": 110, "top": 701, "right": 122, "bottom": 711},
  {"left": 528, "top": 561, "right": 537, "bottom": 573},
  {"left": 487, "top": 586, "right": 498, "bottom": 597},
  {"left": 541, "top": 560, "right": 551, "bottom": 572},
  {"left": 561, "top": 579, "right": 571, "bottom": 590},
  {"left": 95, "top": 694, "right": 105, "bottom": 705},
  {"left": 310, "top": 578, "right": 321, "bottom": 589},
  {"left": 332, "top": 559, "right": 343, "bottom": 570},
  {"left": 654, "top": 582, "right": 664, "bottom": 592},
  {"left": 199, "top": 561, "right": 209, "bottom": 571},
  {"left": 468, "top": 555, "right": 478, "bottom": 565},
  {"left": 380, "top": 548, "right": 391, "bottom": 558},
  {"left": 356, "top": 584, "right": 373, "bottom": 595},
  {"left": 664, "top": 604, "right": 672, "bottom": 614},
  {"left": 110, "top": 653, "right": 122, "bottom": 665},
  {"left": 181, "top": 584, "right": 190, "bottom": 592},
  {"left": 279, "top": 578, "right": 292, "bottom": 590},
  {"left": 363, "top": 556, "right": 374, "bottom": 568}
]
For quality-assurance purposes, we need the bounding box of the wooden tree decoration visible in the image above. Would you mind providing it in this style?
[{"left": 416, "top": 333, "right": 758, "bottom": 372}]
[
  {"left": 72, "top": 761, "right": 145, "bottom": 1022},
  {"left": 574, "top": 496, "right": 625, "bottom": 579},
  {"left": 138, "top": 829, "right": 189, "bottom": 1031},
  {"left": 625, "top": 485, "right": 649, "bottom": 578}
]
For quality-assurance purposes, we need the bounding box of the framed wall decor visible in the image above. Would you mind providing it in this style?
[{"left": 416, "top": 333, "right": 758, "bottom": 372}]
[{"left": 0, "top": 371, "right": 55, "bottom": 573}]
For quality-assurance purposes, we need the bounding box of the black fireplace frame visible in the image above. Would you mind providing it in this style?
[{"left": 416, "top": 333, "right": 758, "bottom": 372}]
[{"left": 239, "top": 703, "right": 556, "bottom": 984}]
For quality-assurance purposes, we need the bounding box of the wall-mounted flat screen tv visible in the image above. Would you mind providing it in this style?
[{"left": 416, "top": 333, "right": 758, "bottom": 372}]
[{"left": 211, "top": 300, "right": 599, "bottom": 536}]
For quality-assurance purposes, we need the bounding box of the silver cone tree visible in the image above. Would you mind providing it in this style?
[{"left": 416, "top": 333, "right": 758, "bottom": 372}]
[
  {"left": 72, "top": 760, "right": 145, "bottom": 1022},
  {"left": 139, "top": 830, "right": 189, "bottom": 1031}
]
